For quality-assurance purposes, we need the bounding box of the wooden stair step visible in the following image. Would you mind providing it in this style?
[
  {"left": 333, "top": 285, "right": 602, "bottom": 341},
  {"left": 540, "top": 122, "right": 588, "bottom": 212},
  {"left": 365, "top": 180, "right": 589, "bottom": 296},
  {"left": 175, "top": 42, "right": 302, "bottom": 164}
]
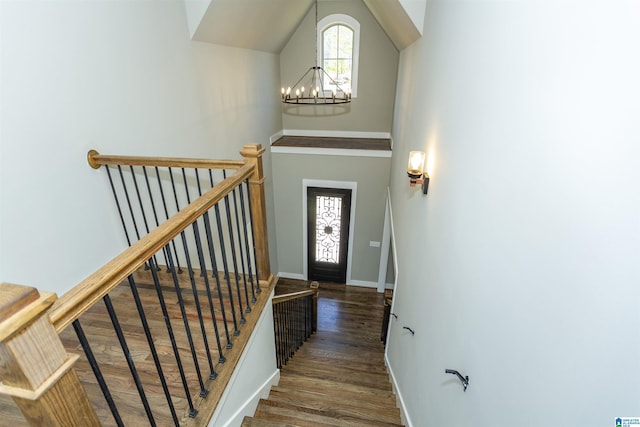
[
  {"left": 255, "top": 398, "right": 403, "bottom": 427},
  {"left": 266, "top": 389, "right": 401, "bottom": 424},
  {"left": 280, "top": 363, "right": 393, "bottom": 391},
  {"left": 269, "top": 385, "right": 400, "bottom": 414},
  {"left": 283, "top": 352, "right": 389, "bottom": 374},
  {"left": 251, "top": 400, "right": 337, "bottom": 426},
  {"left": 241, "top": 414, "right": 298, "bottom": 426},
  {"left": 274, "top": 377, "right": 397, "bottom": 407}
]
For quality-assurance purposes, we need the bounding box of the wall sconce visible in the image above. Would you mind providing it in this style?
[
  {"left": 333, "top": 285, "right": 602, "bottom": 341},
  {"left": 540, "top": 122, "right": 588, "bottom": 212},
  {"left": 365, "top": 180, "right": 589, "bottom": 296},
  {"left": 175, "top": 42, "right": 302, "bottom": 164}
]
[{"left": 407, "top": 151, "right": 429, "bottom": 194}]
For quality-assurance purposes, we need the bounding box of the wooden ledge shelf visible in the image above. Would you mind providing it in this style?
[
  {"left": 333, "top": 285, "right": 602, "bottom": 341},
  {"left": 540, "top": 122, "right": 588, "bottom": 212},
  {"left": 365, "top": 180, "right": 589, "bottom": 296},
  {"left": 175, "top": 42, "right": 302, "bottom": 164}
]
[{"left": 272, "top": 135, "right": 391, "bottom": 151}]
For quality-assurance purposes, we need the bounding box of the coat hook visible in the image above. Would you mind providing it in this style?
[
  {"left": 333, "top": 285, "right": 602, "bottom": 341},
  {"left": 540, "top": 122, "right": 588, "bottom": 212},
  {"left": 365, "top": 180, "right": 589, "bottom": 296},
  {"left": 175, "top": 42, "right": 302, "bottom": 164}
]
[
  {"left": 445, "top": 369, "right": 469, "bottom": 392},
  {"left": 402, "top": 326, "right": 415, "bottom": 335},
  {"left": 390, "top": 312, "right": 398, "bottom": 319}
]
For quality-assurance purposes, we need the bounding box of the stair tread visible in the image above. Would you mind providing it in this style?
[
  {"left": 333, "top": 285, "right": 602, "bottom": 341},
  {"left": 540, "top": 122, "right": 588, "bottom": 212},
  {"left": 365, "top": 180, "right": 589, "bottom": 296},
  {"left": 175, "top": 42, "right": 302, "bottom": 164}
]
[
  {"left": 280, "top": 363, "right": 393, "bottom": 391},
  {"left": 266, "top": 389, "right": 401, "bottom": 424},
  {"left": 256, "top": 399, "right": 403, "bottom": 427},
  {"left": 242, "top": 415, "right": 299, "bottom": 426},
  {"left": 273, "top": 381, "right": 398, "bottom": 406}
]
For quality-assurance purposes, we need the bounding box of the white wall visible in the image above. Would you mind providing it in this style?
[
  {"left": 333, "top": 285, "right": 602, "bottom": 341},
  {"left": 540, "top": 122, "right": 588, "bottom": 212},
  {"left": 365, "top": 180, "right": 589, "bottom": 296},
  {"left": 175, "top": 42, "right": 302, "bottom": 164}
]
[
  {"left": 0, "top": 0, "right": 282, "bottom": 296},
  {"left": 209, "top": 291, "right": 279, "bottom": 427},
  {"left": 386, "top": 1, "right": 640, "bottom": 426}
]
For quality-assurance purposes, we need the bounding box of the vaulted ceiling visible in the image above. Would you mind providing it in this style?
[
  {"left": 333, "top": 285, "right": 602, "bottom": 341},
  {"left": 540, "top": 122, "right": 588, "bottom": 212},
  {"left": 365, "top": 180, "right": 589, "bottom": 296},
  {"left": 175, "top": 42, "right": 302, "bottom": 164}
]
[{"left": 184, "top": 0, "right": 425, "bottom": 52}]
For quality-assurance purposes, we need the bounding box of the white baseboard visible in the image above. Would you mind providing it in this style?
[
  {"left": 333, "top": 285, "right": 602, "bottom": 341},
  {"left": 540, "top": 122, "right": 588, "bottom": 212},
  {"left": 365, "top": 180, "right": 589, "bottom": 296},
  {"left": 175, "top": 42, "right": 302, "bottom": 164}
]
[
  {"left": 347, "top": 279, "right": 378, "bottom": 288},
  {"left": 281, "top": 129, "right": 391, "bottom": 139},
  {"left": 277, "top": 274, "right": 378, "bottom": 289},
  {"left": 277, "top": 272, "right": 306, "bottom": 281},
  {"left": 220, "top": 370, "right": 280, "bottom": 427},
  {"left": 269, "top": 130, "right": 284, "bottom": 144},
  {"left": 385, "top": 354, "right": 414, "bottom": 427},
  {"left": 385, "top": 282, "right": 395, "bottom": 289}
]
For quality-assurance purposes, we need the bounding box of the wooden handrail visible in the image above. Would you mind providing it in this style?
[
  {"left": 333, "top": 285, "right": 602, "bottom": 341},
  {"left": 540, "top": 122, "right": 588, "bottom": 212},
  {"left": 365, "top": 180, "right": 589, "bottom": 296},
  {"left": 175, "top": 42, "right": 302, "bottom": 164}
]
[
  {"left": 87, "top": 150, "right": 246, "bottom": 170},
  {"left": 272, "top": 289, "right": 317, "bottom": 304},
  {"left": 49, "top": 162, "right": 254, "bottom": 332}
]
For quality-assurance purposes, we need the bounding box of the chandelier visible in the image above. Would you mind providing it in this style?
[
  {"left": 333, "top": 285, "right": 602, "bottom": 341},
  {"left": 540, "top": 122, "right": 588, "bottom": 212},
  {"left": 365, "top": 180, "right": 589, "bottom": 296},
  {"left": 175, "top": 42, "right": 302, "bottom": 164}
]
[{"left": 281, "top": 1, "right": 351, "bottom": 105}]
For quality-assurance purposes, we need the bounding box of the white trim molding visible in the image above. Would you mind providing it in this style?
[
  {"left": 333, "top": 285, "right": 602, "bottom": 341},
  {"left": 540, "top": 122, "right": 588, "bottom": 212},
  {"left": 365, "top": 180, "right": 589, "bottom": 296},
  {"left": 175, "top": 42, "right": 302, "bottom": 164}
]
[
  {"left": 385, "top": 355, "right": 414, "bottom": 427},
  {"left": 377, "top": 191, "right": 392, "bottom": 293},
  {"left": 302, "top": 179, "right": 357, "bottom": 283},
  {"left": 347, "top": 279, "right": 378, "bottom": 288},
  {"left": 277, "top": 272, "right": 306, "bottom": 281},
  {"left": 270, "top": 146, "right": 391, "bottom": 158},
  {"left": 217, "top": 370, "right": 280, "bottom": 427},
  {"left": 281, "top": 129, "right": 390, "bottom": 139},
  {"left": 269, "top": 130, "right": 284, "bottom": 144}
]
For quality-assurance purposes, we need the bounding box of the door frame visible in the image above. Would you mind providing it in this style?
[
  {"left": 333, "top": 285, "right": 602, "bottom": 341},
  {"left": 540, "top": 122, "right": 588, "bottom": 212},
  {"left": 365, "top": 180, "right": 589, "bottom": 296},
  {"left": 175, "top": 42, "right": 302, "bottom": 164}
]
[{"left": 302, "top": 179, "right": 357, "bottom": 283}]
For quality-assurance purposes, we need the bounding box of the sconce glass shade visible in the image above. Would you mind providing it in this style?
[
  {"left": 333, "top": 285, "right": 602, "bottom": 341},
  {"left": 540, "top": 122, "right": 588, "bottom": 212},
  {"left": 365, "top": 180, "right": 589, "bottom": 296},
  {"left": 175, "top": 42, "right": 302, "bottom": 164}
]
[{"left": 407, "top": 151, "right": 426, "bottom": 178}]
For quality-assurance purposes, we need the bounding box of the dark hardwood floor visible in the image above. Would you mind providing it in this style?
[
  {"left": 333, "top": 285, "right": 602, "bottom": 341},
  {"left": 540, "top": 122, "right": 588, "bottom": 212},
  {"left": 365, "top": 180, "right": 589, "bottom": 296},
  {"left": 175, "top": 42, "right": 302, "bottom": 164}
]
[{"left": 243, "top": 279, "right": 402, "bottom": 427}]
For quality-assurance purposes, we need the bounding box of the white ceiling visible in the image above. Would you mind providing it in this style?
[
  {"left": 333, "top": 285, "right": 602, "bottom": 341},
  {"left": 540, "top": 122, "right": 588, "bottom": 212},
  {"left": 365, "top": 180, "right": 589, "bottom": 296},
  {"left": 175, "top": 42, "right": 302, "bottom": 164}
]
[{"left": 188, "top": 0, "right": 424, "bottom": 53}]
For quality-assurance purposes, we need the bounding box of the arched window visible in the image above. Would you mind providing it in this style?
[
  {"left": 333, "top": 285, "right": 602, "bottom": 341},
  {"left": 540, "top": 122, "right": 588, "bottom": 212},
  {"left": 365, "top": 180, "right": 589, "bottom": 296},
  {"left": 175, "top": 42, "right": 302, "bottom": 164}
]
[{"left": 317, "top": 14, "right": 360, "bottom": 98}]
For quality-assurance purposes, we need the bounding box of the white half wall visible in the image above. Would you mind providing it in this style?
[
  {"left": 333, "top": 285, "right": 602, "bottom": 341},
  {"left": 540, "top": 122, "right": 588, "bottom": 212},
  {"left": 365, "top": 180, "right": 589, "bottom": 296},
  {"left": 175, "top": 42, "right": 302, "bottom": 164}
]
[
  {"left": 209, "top": 291, "right": 279, "bottom": 427},
  {"left": 386, "top": 1, "right": 640, "bottom": 426}
]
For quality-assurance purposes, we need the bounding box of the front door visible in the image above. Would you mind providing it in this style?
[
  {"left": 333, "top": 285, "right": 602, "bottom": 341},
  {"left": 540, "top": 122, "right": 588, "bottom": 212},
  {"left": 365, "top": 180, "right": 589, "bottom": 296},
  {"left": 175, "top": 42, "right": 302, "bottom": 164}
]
[{"left": 307, "top": 187, "right": 351, "bottom": 283}]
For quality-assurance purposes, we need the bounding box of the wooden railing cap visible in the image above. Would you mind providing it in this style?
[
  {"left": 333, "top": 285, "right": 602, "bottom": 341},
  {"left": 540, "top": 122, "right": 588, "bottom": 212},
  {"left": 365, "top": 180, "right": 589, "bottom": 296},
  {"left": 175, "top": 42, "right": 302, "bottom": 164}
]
[
  {"left": 240, "top": 144, "right": 265, "bottom": 158},
  {"left": 0, "top": 283, "right": 57, "bottom": 342}
]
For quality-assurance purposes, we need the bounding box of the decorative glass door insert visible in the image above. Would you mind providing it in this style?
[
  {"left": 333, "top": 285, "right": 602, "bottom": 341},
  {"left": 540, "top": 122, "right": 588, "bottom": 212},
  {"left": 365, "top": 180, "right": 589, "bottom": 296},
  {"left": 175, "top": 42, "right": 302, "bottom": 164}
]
[
  {"left": 307, "top": 187, "right": 351, "bottom": 283},
  {"left": 314, "top": 194, "right": 343, "bottom": 263}
]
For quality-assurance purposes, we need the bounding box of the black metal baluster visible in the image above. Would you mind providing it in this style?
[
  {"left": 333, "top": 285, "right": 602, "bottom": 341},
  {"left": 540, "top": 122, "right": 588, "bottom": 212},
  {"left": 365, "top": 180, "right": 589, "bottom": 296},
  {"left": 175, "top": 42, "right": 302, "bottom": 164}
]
[
  {"left": 72, "top": 319, "right": 124, "bottom": 427},
  {"left": 244, "top": 179, "right": 261, "bottom": 294},
  {"left": 307, "top": 295, "right": 313, "bottom": 338},
  {"left": 192, "top": 170, "right": 227, "bottom": 362},
  {"left": 157, "top": 167, "right": 182, "bottom": 273},
  {"left": 148, "top": 256, "right": 198, "bottom": 418},
  {"left": 117, "top": 165, "right": 142, "bottom": 242},
  {"left": 230, "top": 182, "right": 252, "bottom": 312},
  {"left": 129, "top": 165, "right": 152, "bottom": 237},
  {"left": 102, "top": 294, "right": 156, "bottom": 426},
  {"left": 289, "top": 300, "right": 294, "bottom": 359},
  {"left": 165, "top": 243, "right": 208, "bottom": 397},
  {"left": 221, "top": 172, "right": 246, "bottom": 323},
  {"left": 143, "top": 166, "right": 168, "bottom": 269},
  {"left": 180, "top": 168, "right": 217, "bottom": 380},
  {"left": 129, "top": 165, "right": 157, "bottom": 270},
  {"left": 105, "top": 165, "right": 132, "bottom": 247},
  {"left": 214, "top": 203, "right": 240, "bottom": 335},
  {"left": 275, "top": 304, "right": 282, "bottom": 368},
  {"left": 126, "top": 274, "right": 180, "bottom": 426},
  {"left": 238, "top": 182, "right": 256, "bottom": 302},
  {"left": 297, "top": 299, "right": 302, "bottom": 350},
  {"left": 201, "top": 207, "right": 232, "bottom": 350},
  {"left": 274, "top": 305, "right": 282, "bottom": 368},
  {"left": 204, "top": 171, "right": 233, "bottom": 347}
]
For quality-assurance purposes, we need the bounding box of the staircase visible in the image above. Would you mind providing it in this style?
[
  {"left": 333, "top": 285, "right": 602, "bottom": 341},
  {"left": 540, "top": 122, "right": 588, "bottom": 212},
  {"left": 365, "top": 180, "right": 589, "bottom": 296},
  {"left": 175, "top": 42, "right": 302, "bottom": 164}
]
[{"left": 242, "top": 281, "right": 403, "bottom": 427}]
